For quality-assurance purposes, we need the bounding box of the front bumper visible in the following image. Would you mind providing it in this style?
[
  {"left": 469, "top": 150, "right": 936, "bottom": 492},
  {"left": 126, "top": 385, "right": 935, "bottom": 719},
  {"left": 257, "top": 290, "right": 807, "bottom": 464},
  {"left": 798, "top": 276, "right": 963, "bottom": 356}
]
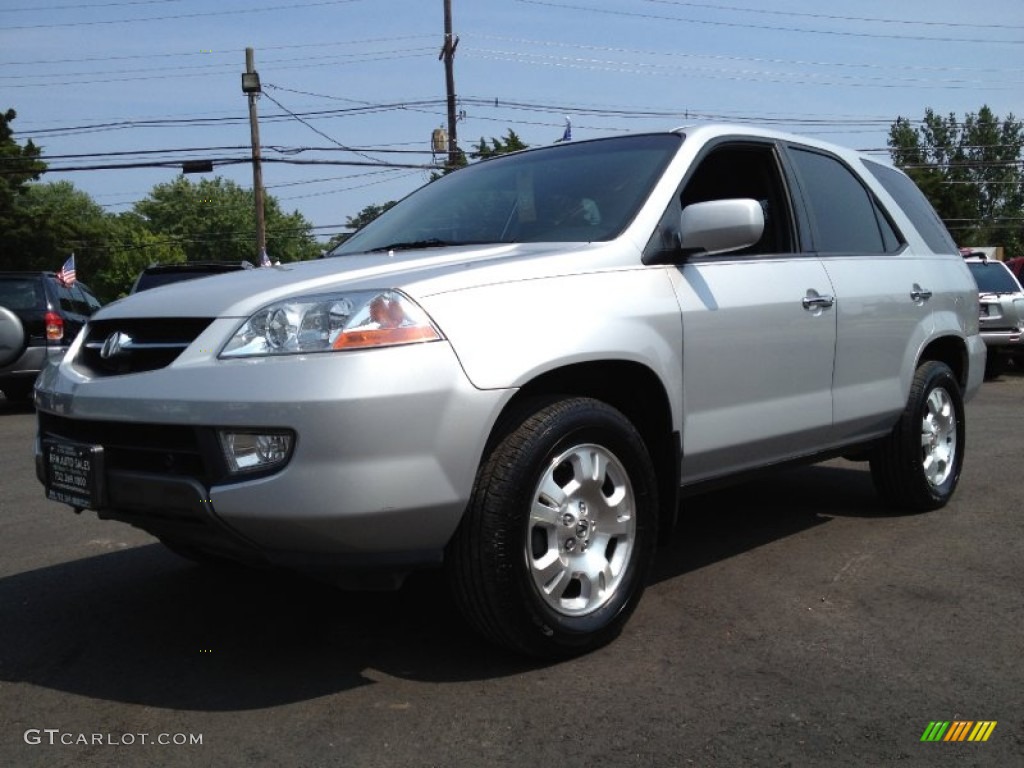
[{"left": 35, "top": 339, "right": 512, "bottom": 583}]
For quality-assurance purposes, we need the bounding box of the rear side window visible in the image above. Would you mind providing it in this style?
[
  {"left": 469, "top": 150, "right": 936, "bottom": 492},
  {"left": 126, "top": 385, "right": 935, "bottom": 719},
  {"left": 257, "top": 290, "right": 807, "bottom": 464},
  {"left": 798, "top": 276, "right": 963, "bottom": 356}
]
[
  {"left": 53, "top": 282, "right": 90, "bottom": 315},
  {"left": 862, "top": 159, "right": 958, "bottom": 254},
  {"left": 0, "top": 278, "right": 44, "bottom": 310},
  {"left": 68, "top": 285, "right": 92, "bottom": 315},
  {"left": 55, "top": 283, "right": 77, "bottom": 313},
  {"left": 789, "top": 148, "right": 898, "bottom": 254}
]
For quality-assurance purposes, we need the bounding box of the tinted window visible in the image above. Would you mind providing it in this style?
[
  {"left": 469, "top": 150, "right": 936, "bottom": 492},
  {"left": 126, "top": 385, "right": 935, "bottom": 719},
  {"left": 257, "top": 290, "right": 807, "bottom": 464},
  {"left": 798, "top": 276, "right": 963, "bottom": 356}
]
[
  {"left": 0, "top": 278, "right": 45, "bottom": 310},
  {"left": 334, "top": 134, "right": 682, "bottom": 253},
  {"left": 55, "top": 283, "right": 84, "bottom": 314},
  {"left": 877, "top": 208, "right": 902, "bottom": 253},
  {"left": 790, "top": 148, "right": 887, "bottom": 254},
  {"left": 968, "top": 262, "right": 1022, "bottom": 293},
  {"left": 67, "top": 284, "right": 95, "bottom": 315},
  {"left": 862, "top": 159, "right": 958, "bottom": 254}
]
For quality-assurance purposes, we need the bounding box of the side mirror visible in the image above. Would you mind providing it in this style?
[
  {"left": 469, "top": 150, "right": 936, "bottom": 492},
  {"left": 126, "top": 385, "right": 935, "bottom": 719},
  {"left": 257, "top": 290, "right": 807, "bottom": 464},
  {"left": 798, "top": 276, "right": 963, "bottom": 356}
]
[{"left": 679, "top": 198, "right": 765, "bottom": 256}]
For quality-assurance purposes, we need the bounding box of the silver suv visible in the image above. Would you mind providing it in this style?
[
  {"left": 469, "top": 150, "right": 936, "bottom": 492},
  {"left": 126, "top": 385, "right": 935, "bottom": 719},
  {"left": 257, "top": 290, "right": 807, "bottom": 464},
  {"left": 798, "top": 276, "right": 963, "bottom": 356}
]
[
  {"left": 34, "top": 125, "right": 985, "bottom": 658},
  {"left": 963, "top": 253, "right": 1024, "bottom": 376}
]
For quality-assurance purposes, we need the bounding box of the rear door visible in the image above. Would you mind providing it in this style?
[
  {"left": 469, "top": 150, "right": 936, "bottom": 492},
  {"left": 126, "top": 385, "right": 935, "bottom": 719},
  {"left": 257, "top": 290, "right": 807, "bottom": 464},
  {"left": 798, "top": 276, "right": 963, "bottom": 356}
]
[{"left": 784, "top": 146, "right": 936, "bottom": 440}]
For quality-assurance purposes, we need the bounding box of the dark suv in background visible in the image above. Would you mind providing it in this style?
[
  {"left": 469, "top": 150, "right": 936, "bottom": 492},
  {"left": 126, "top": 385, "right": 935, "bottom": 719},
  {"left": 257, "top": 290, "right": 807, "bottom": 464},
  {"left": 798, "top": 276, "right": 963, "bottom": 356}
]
[
  {"left": 0, "top": 273, "right": 101, "bottom": 400},
  {"left": 131, "top": 261, "right": 252, "bottom": 293}
]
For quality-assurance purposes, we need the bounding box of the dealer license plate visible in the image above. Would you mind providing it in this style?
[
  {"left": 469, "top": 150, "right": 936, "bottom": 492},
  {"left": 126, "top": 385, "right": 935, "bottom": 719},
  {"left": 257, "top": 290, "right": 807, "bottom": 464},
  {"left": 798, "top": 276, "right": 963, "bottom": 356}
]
[{"left": 44, "top": 439, "right": 106, "bottom": 510}]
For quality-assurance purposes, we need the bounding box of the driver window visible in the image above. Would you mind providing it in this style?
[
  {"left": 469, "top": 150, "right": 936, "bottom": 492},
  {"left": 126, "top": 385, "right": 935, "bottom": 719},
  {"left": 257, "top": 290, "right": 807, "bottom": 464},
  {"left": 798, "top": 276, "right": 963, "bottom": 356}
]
[{"left": 646, "top": 143, "right": 795, "bottom": 260}]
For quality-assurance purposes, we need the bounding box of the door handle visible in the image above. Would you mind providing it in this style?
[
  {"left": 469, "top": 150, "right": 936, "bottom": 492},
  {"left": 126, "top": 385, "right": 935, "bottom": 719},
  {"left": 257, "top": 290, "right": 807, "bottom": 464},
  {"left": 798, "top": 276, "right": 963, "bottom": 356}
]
[
  {"left": 802, "top": 293, "right": 835, "bottom": 310},
  {"left": 910, "top": 284, "right": 933, "bottom": 302}
]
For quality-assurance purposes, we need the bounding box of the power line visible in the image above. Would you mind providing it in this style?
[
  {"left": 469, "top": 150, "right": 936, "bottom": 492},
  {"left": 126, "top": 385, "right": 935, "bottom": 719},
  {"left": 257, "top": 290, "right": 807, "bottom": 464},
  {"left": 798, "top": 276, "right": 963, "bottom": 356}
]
[
  {"left": 472, "top": 34, "right": 1023, "bottom": 75},
  {"left": 4, "top": 0, "right": 364, "bottom": 30},
  {"left": 0, "top": 35, "right": 433, "bottom": 67},
  {"left": 20, "top": 100, "right": 448, "bottom": 137},
  {"left": 0, "top": 0, "right": 182, "bottom": 11},
  {"left": 642, "top": 0, "right": 1024, "bottom": 30},
  {"left": 1, "top": 51, "right": 434, "bottom": 88},
  {"left": 466, "top": 49, "right": 1021, "bottom": 89},
  {"left": 0, "top": 46, "right": 436, "bottom": 82},
  {"left": 1, "top": 157, "right": 441, "bottom": 175},
  {"left": 512, "top": 0, "right": 1024, "bottom": 45},
  {"left": 261, "top": 88, "right": 383, "bottom": 164},
  {"left": 277, "top": 170, "right": 424, "bottom": 202}
]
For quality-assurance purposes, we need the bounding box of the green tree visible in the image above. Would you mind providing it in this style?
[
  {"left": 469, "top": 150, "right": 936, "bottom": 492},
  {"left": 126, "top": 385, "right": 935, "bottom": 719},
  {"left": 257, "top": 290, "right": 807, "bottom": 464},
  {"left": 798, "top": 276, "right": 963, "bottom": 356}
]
[
  {"left": 134, "top": 177, "right": 320, "bottom": 264},
  {"left": 889, "top": 106, "right": 1023, "bottom": 253},
  {"left": 0, "top": 181, "right": 112, "bottom": 275},
  {"left": 91, "top": 212, "right": 187, "bottom": 302},
  {"left": 0, "top": 108, "right": 46, "bottom": 221},
  {"left": 345, "top": 201, "right": 398, "bottom": 231},
  {"left": 470, "top": 129, "right": 528, "bottom": 160}
]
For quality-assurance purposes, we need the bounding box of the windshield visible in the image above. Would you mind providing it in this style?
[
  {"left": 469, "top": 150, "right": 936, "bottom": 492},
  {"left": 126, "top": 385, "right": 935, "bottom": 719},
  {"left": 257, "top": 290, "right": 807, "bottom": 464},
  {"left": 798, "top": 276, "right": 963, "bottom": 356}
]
[
  {"left": 968, "top": 262, "right": 1021, "bottom": 294},
  {"left": 332, "top": 134, "right": 682, "bottom": 256}
]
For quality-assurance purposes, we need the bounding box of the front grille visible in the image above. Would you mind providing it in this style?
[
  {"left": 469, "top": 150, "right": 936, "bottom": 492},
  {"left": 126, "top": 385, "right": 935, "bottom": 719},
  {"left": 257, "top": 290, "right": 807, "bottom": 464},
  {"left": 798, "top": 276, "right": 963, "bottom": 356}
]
[
  {"left": 75, "top": 318, "right": 213, "bottom": 376},
  {"left": 38, "top": 412, "right": 225, "bottom": 485}
]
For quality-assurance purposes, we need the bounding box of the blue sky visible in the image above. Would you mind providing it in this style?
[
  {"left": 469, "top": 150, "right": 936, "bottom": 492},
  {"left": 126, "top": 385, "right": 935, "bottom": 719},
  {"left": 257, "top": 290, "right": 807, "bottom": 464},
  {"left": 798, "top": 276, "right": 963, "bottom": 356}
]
[{"left": 2, "top": 0, "right": 1022, "bottom": 251}]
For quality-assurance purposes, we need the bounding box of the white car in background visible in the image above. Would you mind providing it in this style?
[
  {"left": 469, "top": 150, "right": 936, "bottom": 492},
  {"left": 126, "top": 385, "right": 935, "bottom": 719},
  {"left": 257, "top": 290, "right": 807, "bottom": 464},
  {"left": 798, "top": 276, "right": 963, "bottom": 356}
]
[{"left": 962, "top": 252, "right": 1024, "bottom": 377}]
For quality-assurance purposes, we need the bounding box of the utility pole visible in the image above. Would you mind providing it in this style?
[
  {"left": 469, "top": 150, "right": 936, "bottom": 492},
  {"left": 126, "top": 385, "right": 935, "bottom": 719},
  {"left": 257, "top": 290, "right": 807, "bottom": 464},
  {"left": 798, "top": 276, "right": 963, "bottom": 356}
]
[
  {"left": 440, "top": 0, "right": 460, "bottom": 170},
  {"left": 242, "top": 47, "right": 267, "bottom": 259}
]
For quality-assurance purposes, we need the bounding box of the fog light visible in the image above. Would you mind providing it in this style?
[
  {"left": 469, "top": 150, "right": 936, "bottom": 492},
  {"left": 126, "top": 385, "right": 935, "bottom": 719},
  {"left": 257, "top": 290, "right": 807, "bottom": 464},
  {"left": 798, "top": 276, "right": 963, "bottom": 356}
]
[{"left": 219, "top": 430, "right": 294, "bottom": 474}]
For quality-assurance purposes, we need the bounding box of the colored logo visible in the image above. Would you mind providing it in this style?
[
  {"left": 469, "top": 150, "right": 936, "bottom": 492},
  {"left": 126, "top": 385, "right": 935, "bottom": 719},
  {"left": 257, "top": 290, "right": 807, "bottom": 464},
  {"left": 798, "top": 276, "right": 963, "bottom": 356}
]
[{"left": 921, "top": 721, "right": 997, "bottom": 742}]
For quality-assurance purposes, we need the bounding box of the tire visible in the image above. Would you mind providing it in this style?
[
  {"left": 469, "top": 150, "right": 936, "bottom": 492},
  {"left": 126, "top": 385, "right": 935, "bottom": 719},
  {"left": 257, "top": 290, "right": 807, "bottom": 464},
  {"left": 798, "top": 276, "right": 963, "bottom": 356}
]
[
  {"left": 1, "top": 379, "right": 34, "bottom": 401},
  {"left": 448, "top": 397, "right": 658, "bottom": 659},
  {"left": 984, "top": 352, "right": 1005, "bottom": 380},
  {"left": 870, "top": 361, "right": 965, "bottom": 512}
]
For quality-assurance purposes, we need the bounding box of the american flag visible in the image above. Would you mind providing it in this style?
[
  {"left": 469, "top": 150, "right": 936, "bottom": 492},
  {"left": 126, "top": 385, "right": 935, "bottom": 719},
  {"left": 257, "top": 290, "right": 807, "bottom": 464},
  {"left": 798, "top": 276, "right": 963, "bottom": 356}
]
[{"left": 57, "top": 254, "right": 76, "bottom": 286}]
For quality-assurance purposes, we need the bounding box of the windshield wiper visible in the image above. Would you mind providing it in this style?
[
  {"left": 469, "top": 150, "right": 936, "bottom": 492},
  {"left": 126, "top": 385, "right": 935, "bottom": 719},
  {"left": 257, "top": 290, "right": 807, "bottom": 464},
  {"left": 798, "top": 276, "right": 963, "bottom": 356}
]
[{"left": 365, "top": 238, "right": 450, "bottom": 253}]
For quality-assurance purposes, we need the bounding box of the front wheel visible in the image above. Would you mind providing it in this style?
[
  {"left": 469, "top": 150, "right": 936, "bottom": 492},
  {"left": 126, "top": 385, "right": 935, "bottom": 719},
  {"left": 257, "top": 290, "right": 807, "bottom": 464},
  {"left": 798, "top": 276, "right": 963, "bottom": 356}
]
[
  {"left": 870, "top": 361, "right": 965, "bottom": 511},
  {"left": 448, "top": 398, "right": 658, "bottom": 658}
]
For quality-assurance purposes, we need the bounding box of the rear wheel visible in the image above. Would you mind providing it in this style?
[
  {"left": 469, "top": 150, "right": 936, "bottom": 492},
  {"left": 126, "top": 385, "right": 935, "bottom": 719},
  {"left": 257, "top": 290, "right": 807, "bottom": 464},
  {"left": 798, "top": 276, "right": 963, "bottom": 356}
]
[
  {"left": 448, "top": 397, "right": 658, "bottom": 658},
  {"left": 984, "top": 352, "right": 1005, "bottom": 380},
  {"left": 870, "top": 361, "right": 965, "bottom": 511},
  {"left": 1, "top": 379, "right": 34, "bottom": 401}
]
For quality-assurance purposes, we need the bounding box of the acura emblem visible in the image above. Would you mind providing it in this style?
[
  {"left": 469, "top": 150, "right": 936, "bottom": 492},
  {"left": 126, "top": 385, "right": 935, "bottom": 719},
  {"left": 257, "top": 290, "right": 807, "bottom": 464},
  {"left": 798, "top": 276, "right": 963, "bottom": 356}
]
[{"left": 100, "top": 331, "right": 132, "bottom": 359}]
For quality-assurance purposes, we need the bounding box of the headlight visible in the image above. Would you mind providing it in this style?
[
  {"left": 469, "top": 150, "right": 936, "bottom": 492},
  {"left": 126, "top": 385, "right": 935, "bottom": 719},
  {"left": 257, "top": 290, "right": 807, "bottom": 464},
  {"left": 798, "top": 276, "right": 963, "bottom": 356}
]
[{"left": 220, "top": 290, "right": 442, "bottom": 358}]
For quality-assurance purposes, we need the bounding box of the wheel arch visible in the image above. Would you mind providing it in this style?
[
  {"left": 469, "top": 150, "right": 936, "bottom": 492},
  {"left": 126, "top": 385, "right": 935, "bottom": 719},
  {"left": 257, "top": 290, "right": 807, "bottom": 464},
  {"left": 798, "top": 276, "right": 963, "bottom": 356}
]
[
  {"left": 490, "top": 360, "right": 680, "bottom": 541},
  {"left": 917, "top": 335, "right": 968, "bottom": 391}
]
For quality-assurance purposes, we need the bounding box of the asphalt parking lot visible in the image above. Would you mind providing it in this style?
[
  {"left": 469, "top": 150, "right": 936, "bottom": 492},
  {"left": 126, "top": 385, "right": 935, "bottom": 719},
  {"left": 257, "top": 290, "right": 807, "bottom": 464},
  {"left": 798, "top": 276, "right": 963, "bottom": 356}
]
[{"left": 0, "top": 374, "right": 1021, "bottom": 768}]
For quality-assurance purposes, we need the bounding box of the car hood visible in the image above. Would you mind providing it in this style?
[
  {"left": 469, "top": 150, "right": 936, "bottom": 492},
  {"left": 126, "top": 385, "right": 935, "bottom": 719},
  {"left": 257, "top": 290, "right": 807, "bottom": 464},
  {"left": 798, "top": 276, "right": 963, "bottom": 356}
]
[{"left": 96, "top": 241, "right": 608, "bottom": 320}]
